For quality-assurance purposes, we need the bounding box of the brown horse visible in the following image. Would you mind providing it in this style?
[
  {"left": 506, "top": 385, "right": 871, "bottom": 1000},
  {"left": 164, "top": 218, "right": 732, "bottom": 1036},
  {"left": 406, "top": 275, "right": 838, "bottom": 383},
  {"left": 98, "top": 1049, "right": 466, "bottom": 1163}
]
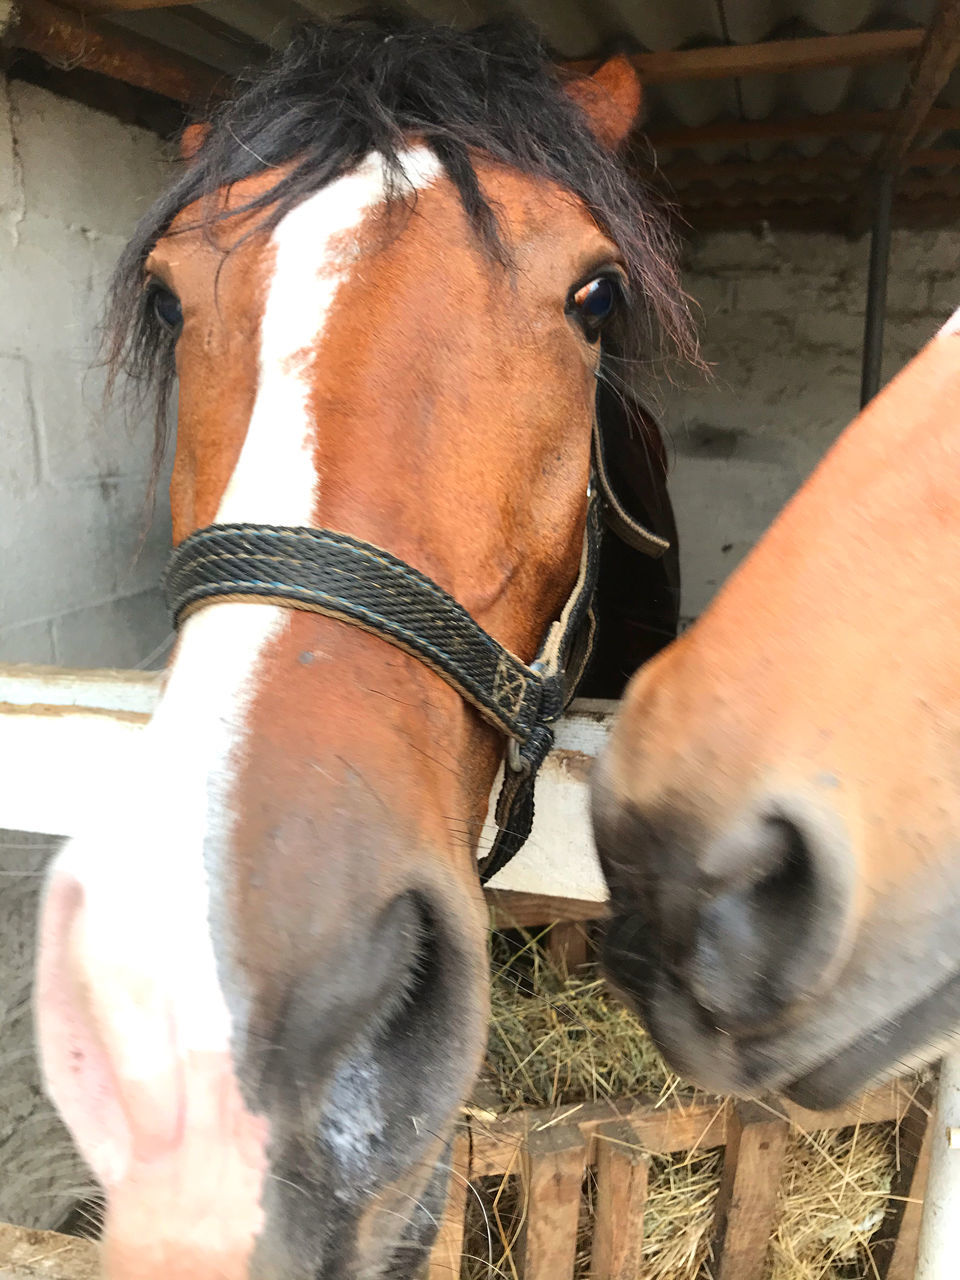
[
  {"left": 594, "top": 307, "right": 960, "bottom": 1112},
  {"left": 33, "top": 16, "right": 691, "bottom": 1280}
]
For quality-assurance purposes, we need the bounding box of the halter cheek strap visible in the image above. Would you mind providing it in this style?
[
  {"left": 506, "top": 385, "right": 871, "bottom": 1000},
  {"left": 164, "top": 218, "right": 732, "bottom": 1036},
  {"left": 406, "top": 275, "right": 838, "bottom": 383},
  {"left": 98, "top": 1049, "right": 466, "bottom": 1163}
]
[{"left": 164, "top": 388, "right": 669, "bottom": 883}]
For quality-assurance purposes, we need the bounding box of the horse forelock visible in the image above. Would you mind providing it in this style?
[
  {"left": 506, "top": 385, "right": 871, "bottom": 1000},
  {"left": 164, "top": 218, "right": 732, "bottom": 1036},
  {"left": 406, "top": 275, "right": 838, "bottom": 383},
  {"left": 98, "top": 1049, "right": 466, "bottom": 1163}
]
[{"left": 102, "top": 10, "right": 697, "bottom": 488}]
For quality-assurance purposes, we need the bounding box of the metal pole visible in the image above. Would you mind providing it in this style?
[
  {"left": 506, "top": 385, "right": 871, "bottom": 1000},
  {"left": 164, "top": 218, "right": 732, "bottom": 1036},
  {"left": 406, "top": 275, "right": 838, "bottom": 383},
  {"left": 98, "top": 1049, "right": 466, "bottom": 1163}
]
[
  {"left": 916, "top": 1052, "right": 960, "bottom": 1279},
  {"left": 859, "top": 170, "right": 895, "bottom": 409}
]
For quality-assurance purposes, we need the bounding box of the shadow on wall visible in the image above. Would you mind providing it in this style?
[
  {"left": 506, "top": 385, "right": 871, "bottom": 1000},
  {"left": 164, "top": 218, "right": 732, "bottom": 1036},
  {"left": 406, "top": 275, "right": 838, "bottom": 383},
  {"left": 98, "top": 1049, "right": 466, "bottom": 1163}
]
[
  {"left": 658, "top": 226, "right": 959, "bottom": 625},
  {"left": 0, "top": 75, "right": 175, "bottom": 672}
]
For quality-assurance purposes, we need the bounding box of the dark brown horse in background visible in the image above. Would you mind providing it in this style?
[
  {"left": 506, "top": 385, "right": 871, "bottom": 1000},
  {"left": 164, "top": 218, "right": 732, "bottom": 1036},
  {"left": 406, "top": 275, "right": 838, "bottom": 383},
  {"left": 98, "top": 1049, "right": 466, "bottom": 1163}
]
[{"left": 33, "top": 16, "right": 690, "bottom": 1280}]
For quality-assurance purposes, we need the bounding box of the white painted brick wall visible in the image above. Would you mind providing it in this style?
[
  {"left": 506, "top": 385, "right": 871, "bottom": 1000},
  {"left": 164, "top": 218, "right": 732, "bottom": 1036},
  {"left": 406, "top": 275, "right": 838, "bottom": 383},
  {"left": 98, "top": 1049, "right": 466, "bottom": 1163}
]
[
  {"left": 0, "top": 76, "right": 172, "bottom": 669},
  {"left": 663, "top": 228, "right": 959, "bottom": 622},
  {"left": 0, "top": 78, "right": 172, "bottom": 1233}
]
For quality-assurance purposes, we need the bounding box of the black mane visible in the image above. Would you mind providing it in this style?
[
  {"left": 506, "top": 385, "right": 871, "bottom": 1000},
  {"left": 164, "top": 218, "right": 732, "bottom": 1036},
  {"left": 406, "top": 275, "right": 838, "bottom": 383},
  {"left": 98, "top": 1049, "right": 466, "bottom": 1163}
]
[{"left": 106, "top": 10, "right": 696, "bottom": 463}]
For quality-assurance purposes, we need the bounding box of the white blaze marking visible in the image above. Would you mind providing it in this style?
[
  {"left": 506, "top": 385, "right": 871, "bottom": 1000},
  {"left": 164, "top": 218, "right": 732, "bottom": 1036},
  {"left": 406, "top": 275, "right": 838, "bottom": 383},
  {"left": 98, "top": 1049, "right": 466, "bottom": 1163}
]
[
  {"left": 219, "top": 146, "right": 443, "bottom": 525},
  {"left": 939, "top": 303, "right": 960, "bottom": 337},
  {"left": 41, "top": 149, "right": 443, "bottom": 1163}
]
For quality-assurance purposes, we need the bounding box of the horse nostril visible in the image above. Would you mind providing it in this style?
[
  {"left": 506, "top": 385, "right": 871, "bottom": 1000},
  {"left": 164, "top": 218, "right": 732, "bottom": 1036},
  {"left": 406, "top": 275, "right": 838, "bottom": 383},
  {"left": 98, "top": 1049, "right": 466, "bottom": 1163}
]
[{"left": 687, "top": 813, "right": 851, "bottom": 1033}]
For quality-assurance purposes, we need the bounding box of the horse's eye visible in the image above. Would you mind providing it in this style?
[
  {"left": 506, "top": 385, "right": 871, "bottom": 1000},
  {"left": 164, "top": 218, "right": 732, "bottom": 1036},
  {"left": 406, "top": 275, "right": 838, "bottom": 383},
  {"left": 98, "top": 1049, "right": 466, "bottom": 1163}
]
[
  {"left": 569, "top": 275, "right": 621, "bottom": 342},
  {"left": 148, "top": 284, "right": 183, "bottom": 333}
]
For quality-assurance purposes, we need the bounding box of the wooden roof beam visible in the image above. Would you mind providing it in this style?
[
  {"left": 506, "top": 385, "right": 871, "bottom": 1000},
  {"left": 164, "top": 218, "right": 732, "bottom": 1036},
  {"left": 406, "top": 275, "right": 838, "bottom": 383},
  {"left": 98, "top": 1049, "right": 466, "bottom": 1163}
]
[
  {"left": 675, "top": 171, "right": 960, "bottom": 209},
  {"left": 55, "top": 15, "right": 927, "bottom": 82},
  {"left": 851, "top": 1, "right": 960, "bottom": 236},
  {"left": 649, "top": 106, "right": 960, "bottom": 150},
  {"left": 6, "top": 0, "right": 226, "bottom": 107},
  {"left": 74, "top": 0, "right": 224, "bottom": 8},
  {"left": 678, "top": 193, "right": 960, "bottom": 232},
  {"left": 875, "top": 0, "right": 960, "bottom": 172},
  {"left": 41, "top": 14, "right": 930, "bottom": 83},
  {"left": 571, "top": 27, "right": 925, "bottom": 83},
  {"left": 657, "top": 148, "right": 960, "bottom": 188},
  {"left": 1, "top": 14, "right": 932, "bottom": 110}
]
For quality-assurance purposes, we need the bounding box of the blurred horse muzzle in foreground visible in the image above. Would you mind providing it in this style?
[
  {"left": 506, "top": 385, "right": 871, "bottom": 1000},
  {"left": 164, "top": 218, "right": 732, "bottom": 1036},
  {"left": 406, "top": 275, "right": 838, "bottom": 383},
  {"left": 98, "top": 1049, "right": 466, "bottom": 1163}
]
[{"left": 595, "top": 307, "right": 960, "bottom": 1111}]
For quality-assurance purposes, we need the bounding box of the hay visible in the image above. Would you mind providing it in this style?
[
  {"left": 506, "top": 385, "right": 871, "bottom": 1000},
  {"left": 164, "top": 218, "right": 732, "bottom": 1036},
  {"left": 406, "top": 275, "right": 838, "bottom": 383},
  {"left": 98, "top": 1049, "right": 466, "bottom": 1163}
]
[
  {"left": 459, "top": 925, "right": 904, "bottom": 1280},
  {"left": 770, "top": 1125, "right": 896, "bottom": 1280},
  {"left": 484, "top": 925, "right": 697, "bottom": 1112}
]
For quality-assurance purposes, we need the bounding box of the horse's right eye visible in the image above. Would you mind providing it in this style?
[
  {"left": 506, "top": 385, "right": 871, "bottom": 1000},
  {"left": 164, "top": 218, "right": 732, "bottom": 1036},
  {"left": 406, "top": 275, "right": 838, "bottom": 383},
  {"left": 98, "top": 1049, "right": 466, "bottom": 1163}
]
[
  {"left": 567, "top": 273, "right": 624, "bottom": 343},
  {"left": 148, "top": 284, "right": 183, "bottom": 333}
]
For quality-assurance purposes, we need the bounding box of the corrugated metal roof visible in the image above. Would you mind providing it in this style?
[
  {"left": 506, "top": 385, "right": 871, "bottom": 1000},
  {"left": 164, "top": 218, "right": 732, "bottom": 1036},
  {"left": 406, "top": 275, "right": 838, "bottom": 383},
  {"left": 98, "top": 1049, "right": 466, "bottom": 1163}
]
[{"left": 9, "top": 0, "right": 960, "bottom": 229}]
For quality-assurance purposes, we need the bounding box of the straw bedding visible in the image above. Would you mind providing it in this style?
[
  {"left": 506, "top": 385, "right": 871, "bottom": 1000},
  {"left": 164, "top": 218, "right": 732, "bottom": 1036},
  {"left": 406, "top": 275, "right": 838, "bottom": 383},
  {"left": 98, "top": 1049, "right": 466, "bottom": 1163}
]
[{"left": 458, "top": 925, "right": 917, "bottom": 1280}]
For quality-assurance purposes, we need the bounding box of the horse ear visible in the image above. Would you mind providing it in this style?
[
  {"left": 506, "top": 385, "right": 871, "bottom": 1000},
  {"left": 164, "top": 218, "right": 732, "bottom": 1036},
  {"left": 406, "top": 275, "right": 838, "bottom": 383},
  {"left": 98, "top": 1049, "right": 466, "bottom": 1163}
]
[
  {"left": 565, "top": 55, "right": 642, "bottom": 149},
  {"left": 180, "top": 122, "right": 210, "bottom": 162}
]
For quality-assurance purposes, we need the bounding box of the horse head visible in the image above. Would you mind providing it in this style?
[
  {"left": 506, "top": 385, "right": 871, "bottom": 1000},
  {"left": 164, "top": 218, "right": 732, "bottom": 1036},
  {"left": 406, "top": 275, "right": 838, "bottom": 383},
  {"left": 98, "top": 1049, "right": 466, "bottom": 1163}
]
[
  {"left": 35, "top": 15, "right": 691, "bottom": 1278},
  {"left": 594, "top": 309, "right": 960, "bottom": 1110}
]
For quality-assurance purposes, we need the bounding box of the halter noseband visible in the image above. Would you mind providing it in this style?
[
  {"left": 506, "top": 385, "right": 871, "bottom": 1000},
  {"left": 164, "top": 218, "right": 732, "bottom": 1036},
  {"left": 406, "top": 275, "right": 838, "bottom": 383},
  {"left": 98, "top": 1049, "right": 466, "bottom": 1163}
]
[{"left": 164, "top": 398, "right": 668, "bottom": 884}]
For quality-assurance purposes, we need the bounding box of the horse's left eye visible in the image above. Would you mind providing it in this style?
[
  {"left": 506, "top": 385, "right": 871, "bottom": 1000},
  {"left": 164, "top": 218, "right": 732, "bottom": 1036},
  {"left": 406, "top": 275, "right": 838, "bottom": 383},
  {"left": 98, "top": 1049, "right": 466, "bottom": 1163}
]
[
  {"left": 569, "top": 276, "right": 621, "bottom": 341},
  {"left": 148, "top": 284, "right": 183, "bottom": 333}
]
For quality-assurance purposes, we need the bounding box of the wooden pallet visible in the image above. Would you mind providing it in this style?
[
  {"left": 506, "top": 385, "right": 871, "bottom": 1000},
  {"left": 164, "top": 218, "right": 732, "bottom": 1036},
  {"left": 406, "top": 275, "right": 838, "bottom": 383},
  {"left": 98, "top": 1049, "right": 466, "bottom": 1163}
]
[{"left": 426, "top": 1077, "right": 931, "bottom": 1280}]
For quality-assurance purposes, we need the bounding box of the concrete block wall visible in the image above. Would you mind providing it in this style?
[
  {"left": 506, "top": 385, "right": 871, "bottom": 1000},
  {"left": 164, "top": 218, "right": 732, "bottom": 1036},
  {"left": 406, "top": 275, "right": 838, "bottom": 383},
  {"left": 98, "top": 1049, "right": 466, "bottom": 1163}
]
[
  {"left": 0, "top": 77, "right": 173, "bottom": 1233},
  {"left": 0, "top": 75, "right": 173, "bottom": 670},
  {"left": 663, "top": 227, "right": 960, "bottom": 622}
]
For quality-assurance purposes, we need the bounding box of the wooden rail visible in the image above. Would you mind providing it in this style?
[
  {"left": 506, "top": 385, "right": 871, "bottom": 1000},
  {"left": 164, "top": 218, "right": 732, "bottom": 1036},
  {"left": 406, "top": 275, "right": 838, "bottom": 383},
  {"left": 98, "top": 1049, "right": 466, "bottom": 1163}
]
[{"left": 0, "top": 665, "right": 614, "bottom": 905}]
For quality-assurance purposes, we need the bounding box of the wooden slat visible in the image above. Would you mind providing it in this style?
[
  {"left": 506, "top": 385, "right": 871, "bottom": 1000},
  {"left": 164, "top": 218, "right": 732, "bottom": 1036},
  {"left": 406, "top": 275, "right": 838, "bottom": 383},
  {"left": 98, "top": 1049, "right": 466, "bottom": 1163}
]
[
  {"left": 485, "top": 888, "right": 608, "bottom": 929},
  {"left": 75, "top": 0, "right": 202, "bottom": 8},
  {"left": 680, "top": 177, "right": 851, "bottom": 207},
  {"left": 662, "top": 152, "right": 873, "bottom": 186},
  {"left": 427, "top": 1133, "right": 471, "bottom": 1280},
  {"left": 649, "top": 106, "right": 960, "bottom": 151},
  {"left": 710, "top": 1101, "right": 790, "bottom": 1280},
  {"left": 0, "top": 1223, "right": 98, "bottom": 1280},
  {"left": 471, "top": 1098, "right": 722, "bottom": 1176},
  {"left": 881, "top": 1083, "right": 936, "bottom": 1280},
  {"left": 675, "top": 201, "right": 843, "bottom": 231},
  {"left": 591, "top": 1122, "right": 650, "bottom": 1280},
  {"left": 546, "top": 921, "right": 590, "bottom": 971},
  {"left": 10, "top": 0, "right": 225, "bottom": 106},
  {"left": 660, "top": 148, "right": 960, "bottom": 189},
  {"left": 679, "top": 171, "right": 960, "bottom": 209},
  {"left": 521, "top": 1125, "right": 586, "bottom": 1280},
  {"left": 677, "top": 193, "right": 960, "bottom": 231},
  {"left": 469, "top": 1078, "right": 913, "bottom": 1177},
  {"left": 876, "top": 0, "right": 960, "bottom": 173}
]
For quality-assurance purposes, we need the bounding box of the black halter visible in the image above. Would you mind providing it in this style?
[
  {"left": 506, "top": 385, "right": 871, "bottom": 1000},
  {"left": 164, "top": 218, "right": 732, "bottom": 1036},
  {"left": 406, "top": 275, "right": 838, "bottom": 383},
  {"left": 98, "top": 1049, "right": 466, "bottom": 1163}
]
[{"left": 164, "top": 394, "right": 668, "bottom": 884}]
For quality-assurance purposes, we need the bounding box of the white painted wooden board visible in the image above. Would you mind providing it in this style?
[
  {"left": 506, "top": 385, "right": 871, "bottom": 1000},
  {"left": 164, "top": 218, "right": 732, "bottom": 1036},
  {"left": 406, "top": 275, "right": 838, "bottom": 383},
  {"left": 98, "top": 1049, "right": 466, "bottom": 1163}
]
[
  {"left": 0, "top": 665, "right": 613, "bottom": 902},
  {"left": 916, "top": 1050, "right": 960, "bottom": 1280}
]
